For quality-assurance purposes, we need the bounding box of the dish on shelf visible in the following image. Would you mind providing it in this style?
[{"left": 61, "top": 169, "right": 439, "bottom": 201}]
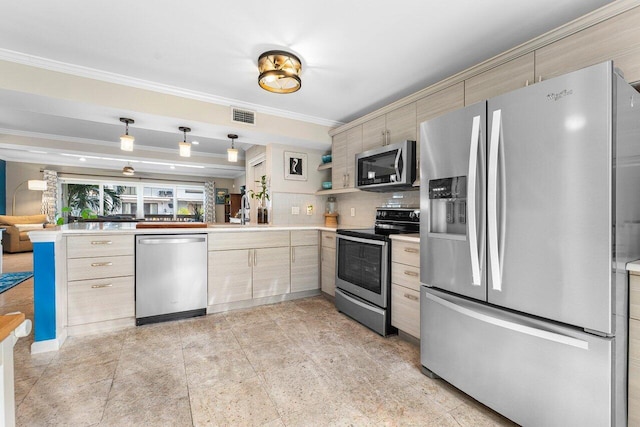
[
  {"left": 322, "top": 154, "right": 332, "bottom": 163},
  {"left": 322, "top": 181, "right": 332, "bottom": 189}
]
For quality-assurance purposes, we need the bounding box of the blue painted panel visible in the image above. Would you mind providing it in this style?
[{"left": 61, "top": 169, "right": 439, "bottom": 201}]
[
  {"left": 0, "top": 160, "right": 5, "bottom": 214},
  {"left": 33, "top": 242, "right": 56, "bottom": 341}
]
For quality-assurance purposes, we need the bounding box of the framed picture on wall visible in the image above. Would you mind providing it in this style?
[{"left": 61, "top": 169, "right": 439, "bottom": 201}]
[
  {"left": 284, "top": 151, "right": 307, "bottom": 181},
  {"left": 215, "top": 188, "right": 228, "bottom": 205}
]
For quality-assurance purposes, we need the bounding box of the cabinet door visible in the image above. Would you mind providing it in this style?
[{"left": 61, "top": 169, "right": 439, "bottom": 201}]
[
  {"left": 253, "top": 247, "right": 290, "bottom": 298},
  {"left": 386, "top": 103, "right": 416, "bottom": 144},
  {"left": 362, "top": 115, "right": 386, "bottom": 152},
  {"left": 291, "top": 245, "right": 319, "bottom": 292},
  {"left": 208, "top": 249, "right": 252, "bottom": 305},
  {"left": 321, "top": 231, "right": 336, "bottom": 249},
  {"left": 630, "top": 318, "right": 640, "bottom": 426},
  {"left": 417, "top": 83, "right": 465, "bottom": 130},
  {"left": 332, "top": 131, "right": 348, "bottom": 189},
  {"left": 631, "top": 274, "right": 640, "bottom": 320},
  {"left": 464, "top": 52, "right": 535, "bottom": 105},
  {"left": 391, "top": 283, "right": 420, "bottom": 338},
  {"left": 321, "top": 246, "right": 336, "bottom": 296},
  {"left": 68, "top": 276, "right": 134, "bottom": 326},
  {"left": 345, "top": 126, "right": 363, "bottom": 188},
  {"left": 535, "top": 6, "right": 640, "bottom": 83}
]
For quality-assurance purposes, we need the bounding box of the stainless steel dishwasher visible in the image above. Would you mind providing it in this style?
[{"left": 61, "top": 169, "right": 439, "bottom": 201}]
[{"left": 135, "top": 234, "right": 207, "bottom": 325}]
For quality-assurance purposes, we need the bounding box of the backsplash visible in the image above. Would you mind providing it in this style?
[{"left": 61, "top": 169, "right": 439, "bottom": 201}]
[
  {"left": 270, "top": 192, "right": 327, "bottom": 226},
  {"left": 335, "top": 190, "right": 420, "bottom": 227},
  {"left": 270, "top": 189, "right": 420, "bottom": 227}
]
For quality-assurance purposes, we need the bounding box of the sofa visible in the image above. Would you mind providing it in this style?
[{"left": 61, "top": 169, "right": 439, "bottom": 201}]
[{"left": 0, "top": 214, "right": 52, "bottom": 253}]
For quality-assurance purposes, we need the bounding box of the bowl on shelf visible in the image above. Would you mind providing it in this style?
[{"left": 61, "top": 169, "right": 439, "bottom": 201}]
[
  {"left": 321, "top": 181, "right": 332, "bottom": 190},
  {"left": 322, "top": 154, "right": 332, "bottom": 164}
]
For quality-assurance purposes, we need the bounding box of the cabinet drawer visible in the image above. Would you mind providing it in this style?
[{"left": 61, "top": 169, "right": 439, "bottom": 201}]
[
  {"left": 321, "top": 231, "right": 336, "bottom": 249},
  {"left": 630, "top": 319, "right": 640, "bottom": 426},
  {"left": 67, "top": 235, "right": 134, "bottom": 259},
  {"left": 391, "top": 262, "right": 420, "bottom": 292},
  {"left": 391, "top": 241, "right": 420, "bottom": 267},
  {"left": 391, "top": 283, "right": 420, "bottom": 339},
  {"left": 209, "top": 231, "right": 289, "bottom": 251},
  {"left": 631, "top": 273, "right": 640, "bottom": 320},
  {"left": 68, "top": 276, "right": 134, "bottom": 326},
  {"left": 291, "top": 230, "right": 319, "bottom": 247},
  {"left": 67, "top": 255, "right": 134, "bottom": 281}
]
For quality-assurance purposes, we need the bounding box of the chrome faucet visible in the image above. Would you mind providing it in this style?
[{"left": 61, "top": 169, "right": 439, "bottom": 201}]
[{"left": 240, "top": 193, "right": 250, "bottom": 225}]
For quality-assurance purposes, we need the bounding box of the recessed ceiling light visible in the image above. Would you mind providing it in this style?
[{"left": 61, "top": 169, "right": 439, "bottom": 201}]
[
  {"left": 170, "top": 165, "right": 176, "bottom": 169},
  {"left": 192, "top": 140, "right": 199, "bottom": 145},
  {"left": 29, "top": 150, "right": 48, "bottom": 154},
  {"left": 79, "top": 157, "right": 86, "bottom": 162}
]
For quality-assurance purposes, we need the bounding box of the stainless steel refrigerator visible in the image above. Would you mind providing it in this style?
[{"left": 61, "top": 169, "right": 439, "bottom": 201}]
[{"left": 419, "top": 61, "right": 640, "bottom": 426}]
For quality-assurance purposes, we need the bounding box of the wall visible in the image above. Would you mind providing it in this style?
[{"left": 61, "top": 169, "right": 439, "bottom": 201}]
[
  {"left": 0, "top": 159, "right": 5, "bottom": 214},
  {"left": 6, "top": 162, "right": 43, "bottom": 216},
  {"left": 267, "top": 144, "right": 326, "bottom": 194}
]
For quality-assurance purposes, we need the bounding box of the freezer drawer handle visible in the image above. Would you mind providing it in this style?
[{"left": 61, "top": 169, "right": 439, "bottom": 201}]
[
  {"left": 138, "top": 237, "right": 206, "bottom": 245},
  {"left": 91, "top": 262, "right": 113, "bottom": 267},
  {"left": 403, "top": 270, "right": 419, "bottom": 277},
  {"left": 91, "top": 240, "right": 112, "bottom": 245},
  {"left": 488, "top": 109, "right": 502, "bottom": 291},
  {"left": 424, "top": 291, "right": 589, "bottom": 350},
  {"left": 468, "top": 114, "right": 482, "bottom": 287},
  {"left": 91, "top": 284, "right": 113, "bottom": 289},
  {"left": 404, "top": 293, "right": 418, "bottom": 301}
]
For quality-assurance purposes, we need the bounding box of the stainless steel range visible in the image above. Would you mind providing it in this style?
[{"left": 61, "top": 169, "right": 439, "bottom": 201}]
[{"left": 335, "top": 207, "right": 419, "bottom": 336}]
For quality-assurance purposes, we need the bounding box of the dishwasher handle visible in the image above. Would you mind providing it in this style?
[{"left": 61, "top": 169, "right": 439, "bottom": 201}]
[{"left": 138, "top": 237, "right": 206, "bottom": 245}]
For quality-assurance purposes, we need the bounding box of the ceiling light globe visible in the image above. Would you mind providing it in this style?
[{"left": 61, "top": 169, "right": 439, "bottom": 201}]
[
  {"left": 179, "top": 141, "right": 191, "bottom": 157},
  {"left": 227, "top": 147, "right": 238, "bottom": 162},
  {"left": 120, "top": 134, "right": 135, "bottom": 151}
]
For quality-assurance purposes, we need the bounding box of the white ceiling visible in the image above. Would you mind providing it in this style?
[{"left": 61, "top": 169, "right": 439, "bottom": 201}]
[{"left": 0, "top": 0, "right": 612, "bottom": 178}]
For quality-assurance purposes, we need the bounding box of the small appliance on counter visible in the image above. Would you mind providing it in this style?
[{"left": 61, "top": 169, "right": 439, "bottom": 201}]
[{"left": 335, "top": 207, "right": 419, "bottom": 335}]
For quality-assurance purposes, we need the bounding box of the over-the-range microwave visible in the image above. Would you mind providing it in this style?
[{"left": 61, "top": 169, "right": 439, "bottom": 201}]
[{"left": 355, "top": 140, "right": 416, "bottom": 192}]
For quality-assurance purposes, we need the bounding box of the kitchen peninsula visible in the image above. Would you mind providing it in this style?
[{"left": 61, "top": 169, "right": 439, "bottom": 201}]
[{"left": 28, "top": 222, "right": 334, "bottom": 354}]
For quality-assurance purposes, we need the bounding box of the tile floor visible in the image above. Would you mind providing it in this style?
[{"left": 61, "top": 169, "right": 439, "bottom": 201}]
[{"left": 2, "top": 252, "right": 517, "bottom": 426}]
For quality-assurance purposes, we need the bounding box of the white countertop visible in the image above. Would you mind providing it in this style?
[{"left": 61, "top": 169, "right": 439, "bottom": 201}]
[
  {"left": 29, "top": 222, "right": 338, "bottom": 242},
  {"left": 627, "top": 260, "right": 640, "bottom": 273},
  {"left": 389, "top": 233, "right": 420, "bottom": 243}
]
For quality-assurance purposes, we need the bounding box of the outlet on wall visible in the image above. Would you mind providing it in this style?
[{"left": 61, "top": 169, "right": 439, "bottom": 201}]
[
  {"left": 306, "top": 205, "right": 313, "bottom": 215},
  {"left": 350, "top": 207, "right": 356, "bottom": 217},
  {"left": 291, "top": 206, "right": 300, "bottom": 215}
]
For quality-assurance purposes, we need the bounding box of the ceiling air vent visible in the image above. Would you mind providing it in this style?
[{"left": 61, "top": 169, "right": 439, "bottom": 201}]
[{"left": 231, "top": 107, "right": 256, "bottom": 125}]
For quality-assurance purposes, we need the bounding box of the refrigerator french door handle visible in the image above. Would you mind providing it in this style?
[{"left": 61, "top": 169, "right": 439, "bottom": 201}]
[
  {"left": 467, "top": 115, "right": 481, "bottom": 287},
  {"left": 488, "top": 109, "right": 502, "bottom": 291},
  {"left": 423, "top": 291, "right": 589, "bottom": 350},
  {"left": 393, "top": 149, "right": 402, "bottom": 182}
]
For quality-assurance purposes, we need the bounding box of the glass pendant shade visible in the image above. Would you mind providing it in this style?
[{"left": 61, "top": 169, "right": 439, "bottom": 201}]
[
  {"left": 179, "top": 126, "right": 191, "bottom": 157},
  {"left": 122, "top": 165, "right": 134, "bottom": 176},
  {"left": 119, "top": 118, "right": 135, "bottom": 151},
  {"left": 227, "top": 147, "right": 238, "bottom": 162},
  {"left": 258, "top": 50, "right": 302, "bottom": 94}
]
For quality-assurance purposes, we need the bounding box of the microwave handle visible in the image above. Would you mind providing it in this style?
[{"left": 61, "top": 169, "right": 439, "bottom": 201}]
[{"left": 394, "top": 149, "right": 402, "bottom": 182}]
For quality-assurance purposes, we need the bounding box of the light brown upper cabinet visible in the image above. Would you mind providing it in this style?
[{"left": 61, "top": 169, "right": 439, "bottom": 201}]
[
  {"left": 362, "top": 103, "right": 417, "bottom": 152},
  {"left": 536, "top": 6, "right": 640, "bottom": 84},
  {"left": 464, "top": 53, "right": 535, "bottom": 106},
  {"left": 416, "top": 82, "right": 465, "bottom": 140},
  {"left": 331, "top": 126, "right": 362, "bottom": 189}
]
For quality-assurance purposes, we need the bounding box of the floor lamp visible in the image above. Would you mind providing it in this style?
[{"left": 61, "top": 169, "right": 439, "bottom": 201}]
[{"left": 12, "top": 180, "right": 47, "bottom": 215}]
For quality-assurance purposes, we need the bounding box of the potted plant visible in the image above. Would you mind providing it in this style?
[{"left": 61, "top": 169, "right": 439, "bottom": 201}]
[{"left": 249, "top": 175, "right": 270, "bottom": 224}]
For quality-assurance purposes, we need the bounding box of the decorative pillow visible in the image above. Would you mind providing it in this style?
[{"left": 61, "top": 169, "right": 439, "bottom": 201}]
[{"left": 13, "top": 223, "right": 45, "bottom": 232}]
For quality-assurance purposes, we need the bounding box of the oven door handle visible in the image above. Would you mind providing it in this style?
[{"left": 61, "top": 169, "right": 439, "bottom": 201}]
[{"left": 336, "top": 235, "right": 388, "bottom": 247}]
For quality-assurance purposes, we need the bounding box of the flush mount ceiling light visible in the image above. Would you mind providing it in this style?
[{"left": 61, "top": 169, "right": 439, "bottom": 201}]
[
  {"left": 119, "top": 118, "right": 135, "bottom": 151},
  {"left": 258, "top": 50, "right": 302, "bottom": 94},
  {"left": 227, "top": 134, "right": 238, "bottom": 162},
  {"left": 179, "top": 126, "right": 191, "bottom": 157},
  {"left": 122, "top": 164, "right": 134, "bottom": 176}
]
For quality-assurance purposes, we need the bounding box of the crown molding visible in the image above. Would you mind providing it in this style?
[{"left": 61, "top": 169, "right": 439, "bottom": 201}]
[
  {"left": 0, "top": 49, "right": 342, "bottom": 129},
  {"left": 329, "top": 0, "right": 640, "bottom": 136}
]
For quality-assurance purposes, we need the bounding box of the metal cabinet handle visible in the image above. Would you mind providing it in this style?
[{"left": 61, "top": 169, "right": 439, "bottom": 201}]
[
  {"left": 403, "top": 247, "right": 418, "bottom": 253},
  {"left": 248, "top": 250, "right": 252, "bottom": 267},
  {"left": 404, "top": 293, "right": 419, "bottom": 301},
  {"left": 538, "top": 75, "right": 542, "bottom": 83},
  {"left": 404, "top": 270, "right": 419, "bottom": 277},
  {"left": 386, "top": 130, "right": 390, "bottom": 145},
  {"left": 254, "top": 250, "right": 257, "bottom": 266},
  {"left": 291, "top": 247, "right": 295, "bottom": 263},
  {"left": 324, "top": 235, "right": 333, "bottom": 239},
  {"left": 525, "top": 79, "right": 529, "bottom": 87},
  {"left": 91, "top": 284, "right": 112, "bottom": 289},
  {"left": 91, "top": 240, "right": 112, "bottom": 245},
  {"left": 91, "top": 262, "right": 113, "bottom": 267},
  {"left": 381, "top": 130, "right": 386, "bottom": 146}
]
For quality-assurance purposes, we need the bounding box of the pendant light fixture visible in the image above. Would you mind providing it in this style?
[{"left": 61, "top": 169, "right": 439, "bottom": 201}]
[
  {"left": 122, "top": 164, "right": 135, "bottom": 176},
  {"left": 227, "top": 134, "right": 238, "bottom": 162},
  {"left": 119, "top": 118, "right": 135, "bottom": 151},
  {"left": 258, "top": 50, "right": 302, "bottom": 94},
  {"left": 179, "top": 126, "right": 191, "bottom": 157}
]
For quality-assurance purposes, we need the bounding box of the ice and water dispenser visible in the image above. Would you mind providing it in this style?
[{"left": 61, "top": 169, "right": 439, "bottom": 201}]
[{"left": 428, "top": 176, "right": 467, "bottom": 237}]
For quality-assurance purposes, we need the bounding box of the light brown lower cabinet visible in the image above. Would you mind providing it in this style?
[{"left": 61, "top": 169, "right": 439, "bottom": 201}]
[
  {"left": 320, "top": 231, "right": 336, "bottom": 296},
  {"left": 390, "top": 239, "right": 420, "bottom": 339},
  {"left": 630, "top": 273, "right": 640, "bottom": 426},
  {"left": 67, "top": 276, "right": 134, "bottom": 326}
]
